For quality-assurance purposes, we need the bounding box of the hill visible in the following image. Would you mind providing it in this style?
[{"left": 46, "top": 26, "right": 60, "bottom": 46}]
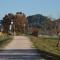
[{"left": 27, "top": 14, "right": 54, "bottom": 35}]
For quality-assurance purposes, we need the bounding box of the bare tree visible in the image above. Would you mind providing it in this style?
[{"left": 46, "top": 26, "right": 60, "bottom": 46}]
[{"left": 14, "top": 12, "right": 28, "bottom": 33}]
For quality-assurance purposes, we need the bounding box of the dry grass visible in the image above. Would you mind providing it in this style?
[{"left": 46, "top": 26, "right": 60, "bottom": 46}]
[
  {"left": 0, "top": 34, "right": 13, "bottom": 48},
  {"left": 30, "top": 36, "right": 60, "bottom": 56}
]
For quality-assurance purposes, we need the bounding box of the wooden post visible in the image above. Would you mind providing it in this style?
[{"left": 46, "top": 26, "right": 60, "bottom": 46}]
[{"left": 57, "top": 32, "right": 60, "bottom": 47}]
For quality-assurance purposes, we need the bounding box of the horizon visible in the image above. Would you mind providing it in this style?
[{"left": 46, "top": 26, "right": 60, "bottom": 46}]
[{"left": 0, "top": 0, "right": 60, "bottom": 19}]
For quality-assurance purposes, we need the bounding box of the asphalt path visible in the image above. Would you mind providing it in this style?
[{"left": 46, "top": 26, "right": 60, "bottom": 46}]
[{"left": 0, "top": 36, "right": 45, "bottom": 60}]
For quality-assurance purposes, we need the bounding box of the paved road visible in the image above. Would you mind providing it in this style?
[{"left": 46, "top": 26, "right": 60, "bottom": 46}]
[
  {"left": 0, "top": 49, "right": 43, "bottom": 60},
  {"left": 0, "top": 36, "right": 45, "bottom": 60},
  {"left": 4, "top": 36, "right": 34, "bottom": 49}
]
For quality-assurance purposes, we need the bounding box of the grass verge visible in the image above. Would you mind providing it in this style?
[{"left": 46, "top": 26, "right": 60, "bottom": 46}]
[
  {"left": 30, "top": 36, "right": 60, "bottom": 60},
  {"left": 0, "top": 34, "right": 13, "bottom": 48}
]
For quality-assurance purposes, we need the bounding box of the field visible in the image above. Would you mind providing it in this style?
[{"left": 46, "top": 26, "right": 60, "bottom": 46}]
[{"left": 30, "top": 36, "right": 60, "bottom": 59}]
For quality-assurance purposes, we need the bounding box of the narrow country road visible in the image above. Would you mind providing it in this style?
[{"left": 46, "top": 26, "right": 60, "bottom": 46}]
[
  {"left": 4, "top": 36, "right": 34, "bottom": 49},
  {"left": 0, "top": 36, "right": 45, "bottom": 60}
]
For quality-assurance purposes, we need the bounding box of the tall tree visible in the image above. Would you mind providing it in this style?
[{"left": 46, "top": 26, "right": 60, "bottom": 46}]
[
  {"left": 3, "top": 13, "right": 15, "bottom": 33},
  {"left": 2, "top": 12, "right": 28, "bottom": 34},
  {"left": 14, "top": 12, "right": 28, "bottom": 33}
]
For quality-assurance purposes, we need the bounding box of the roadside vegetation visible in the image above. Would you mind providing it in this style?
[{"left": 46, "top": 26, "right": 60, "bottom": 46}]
[
  {"left": 30, "top": 36, "right": 60, "bottom": 59},
  {"left": 0, "top": 33, "right": 13, "bottom": 48}
]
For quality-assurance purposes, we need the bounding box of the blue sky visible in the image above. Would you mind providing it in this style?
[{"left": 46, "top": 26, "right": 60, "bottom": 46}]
[{"left": 0, "top": 0, "right": 60, "bottom": 19}]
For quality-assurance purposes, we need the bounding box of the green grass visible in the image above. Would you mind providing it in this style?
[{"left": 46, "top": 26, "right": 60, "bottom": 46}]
[
  {"left": 0, "top": 34, "right": 13, "bottom": 48},
  {"left": 30, "top": 36, "right": 60, "bottom": 56}
]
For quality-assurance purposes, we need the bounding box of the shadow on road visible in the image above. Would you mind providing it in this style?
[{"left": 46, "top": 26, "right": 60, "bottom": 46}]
[
  {"left": 37, "top": 49, "right": 60, "bottom": 60},
  {"left": 0, "top": 49, "right": 59, "bottom": 60}
]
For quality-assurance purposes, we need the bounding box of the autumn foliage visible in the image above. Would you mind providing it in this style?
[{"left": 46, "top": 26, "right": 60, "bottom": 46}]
[
  {"left": 14, "top": 12, "right": 28, "bottom": 33},
  {"left": 32, "top": 27, "right": 39, "bottom": 37},
  {"left": 2, "top": 12, "right": 28, "bottom": 34}
]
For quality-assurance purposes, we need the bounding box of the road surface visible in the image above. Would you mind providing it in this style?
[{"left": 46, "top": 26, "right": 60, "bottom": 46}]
[
  {"left": 4, "top": 36, "right": 34, "bottom": 49},
  {"left": 0, "top": 36, "right": 45, "bottom": 60}
]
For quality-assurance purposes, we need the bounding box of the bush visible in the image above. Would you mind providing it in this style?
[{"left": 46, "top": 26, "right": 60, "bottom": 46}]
[
  {"left": 32, "top": 28, "right": 39, "bottom": 37},
  {"left": 0, "top": 34, "right": 13, "bottom": 48}
]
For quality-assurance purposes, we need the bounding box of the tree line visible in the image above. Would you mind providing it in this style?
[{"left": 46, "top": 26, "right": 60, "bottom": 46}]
[
  {"left": 2, "top": 12, "right": 28, "bottom": 35},
  {"left": 1, "top": 12, "right": 60, "bottom": 36}
]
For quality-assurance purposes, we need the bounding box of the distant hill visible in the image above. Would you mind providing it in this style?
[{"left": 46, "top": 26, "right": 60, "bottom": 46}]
[
  {"left": 27, "top": 14, "right": 47, "bottom": 27},
  {"left": 27, "top": 14, "right": 60, "bottom": 35},
  {"left": 27, "top": 14, "right": 54, "bottom": 35}
]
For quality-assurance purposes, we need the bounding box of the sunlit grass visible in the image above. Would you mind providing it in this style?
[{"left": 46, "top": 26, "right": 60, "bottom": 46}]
[
  {"left": 0, "top": 34, "right": 13, "bottom": 48},
  {"left": 30, "top": 36, "right": 60, "bottom": 56}
]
